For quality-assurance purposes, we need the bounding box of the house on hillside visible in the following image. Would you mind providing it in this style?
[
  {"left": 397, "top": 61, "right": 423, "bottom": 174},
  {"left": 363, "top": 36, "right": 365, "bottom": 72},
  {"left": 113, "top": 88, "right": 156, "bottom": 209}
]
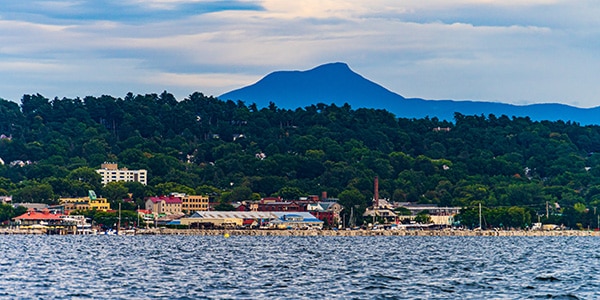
[
  {"left": 96, "top": 162, "right": 147, "bottom": 185},
  {"left": 0, "top": 196, "right": 12, "bottom": 204}
]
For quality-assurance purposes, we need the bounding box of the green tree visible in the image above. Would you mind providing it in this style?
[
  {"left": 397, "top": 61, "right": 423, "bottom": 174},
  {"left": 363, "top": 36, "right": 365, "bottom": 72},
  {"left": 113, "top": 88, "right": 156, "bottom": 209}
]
[
  {"left": 278, "top": 187, "right": 304, "bottom": 200},
  {"left": 229, "top": 186, "right": 253, "bottom": 202},
  {"left": 338, "top": 188, "right": 367, "bottom": 226},
  {"left": 102, "top": 182, "right": 129, "bottom": 202},
  {"left": 214, "top": 203, "right": 236, "bottom": 211},
  {"left": 13, "top": 183, "right": 55, "bottom": 204},
  {"left": 0, "top": 203, "right": 20, "bottom": 223},
  {"left": 414, "top": 211, "right": 432, "bottom": 224},
  {"left": 394, "top": 206, "right": 412, "bottom": 216},
  {"left": 67, "top": 167, "right": 102, "bottom": 192}
]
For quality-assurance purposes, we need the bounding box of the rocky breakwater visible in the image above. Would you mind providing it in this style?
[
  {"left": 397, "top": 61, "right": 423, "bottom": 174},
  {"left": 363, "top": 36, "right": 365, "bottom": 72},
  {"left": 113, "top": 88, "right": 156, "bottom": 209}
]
[
  {"left": 136, "top": 228, "right": 600, "bottom": 237},
  {"left": 0, "top": 228, "right": 45, "bottom": 235}
]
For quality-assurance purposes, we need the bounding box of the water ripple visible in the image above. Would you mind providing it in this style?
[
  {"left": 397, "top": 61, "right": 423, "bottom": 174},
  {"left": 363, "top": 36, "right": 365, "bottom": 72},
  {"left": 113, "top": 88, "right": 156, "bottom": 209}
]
[{"left": 1, "top": 235, "right": 600, "bottom": 299}]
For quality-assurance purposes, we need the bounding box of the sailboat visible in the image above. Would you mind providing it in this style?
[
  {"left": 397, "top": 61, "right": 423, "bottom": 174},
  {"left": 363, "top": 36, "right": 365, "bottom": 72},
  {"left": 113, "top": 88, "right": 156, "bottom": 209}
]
[{"left": 348, "top": 207, "right": 359, "bottom": 230}]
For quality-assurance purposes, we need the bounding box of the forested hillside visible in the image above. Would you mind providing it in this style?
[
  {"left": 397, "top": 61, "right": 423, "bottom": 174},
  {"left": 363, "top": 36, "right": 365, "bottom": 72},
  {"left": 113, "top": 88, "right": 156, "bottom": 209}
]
[{"left": 1, "top": 91, "right": 600, "bottom": 228}]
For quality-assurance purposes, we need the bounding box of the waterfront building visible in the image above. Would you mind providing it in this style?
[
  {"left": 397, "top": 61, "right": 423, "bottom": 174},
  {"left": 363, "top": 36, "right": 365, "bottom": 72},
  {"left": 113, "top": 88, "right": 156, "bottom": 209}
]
[
  {"left": 395, "top": 202, "right": 461, "bottom": 226},
  {"left": 397, "top": 202, "right": 461, "bottom": 216},
  {"left": 96, "top": 162, "right": 147, "bottom": 186},
  {"left": 137, "top": 209, "right": 154, "bottom": 223},
  {"left": 363, "top": 208, "right": 398, "bottom": 224},
  {"left": 145, "top": 195, "right": 183, "bottom": 216},
  {"left": 180, "top": 211, "right": 324, "bottom": 229},
  {"left": 307, "top": 202, "right": 343, "bottom": 226},
  {"left": 59, "top": 190, "right": 110, "bottom": 212},
  {"left": 181, "top": 211, "right": 252, "bottom": 228},
  {"left": 257, "top": 199, "right": 306, "bottom": 212},
  {"left": 269, "top": 212, "right": 324, "bottom": 229},
  {"left": 253, "top": 197, "right": 342, "bottom": 226},
  {"left": 175, "top": 194, "right": 209, "bottom": 213},
  {"left": 13, "top": 209, "right": 64, "bottom": 226},
  {"left": 12, "top": 209, "right": 88, "bottom": 234}
]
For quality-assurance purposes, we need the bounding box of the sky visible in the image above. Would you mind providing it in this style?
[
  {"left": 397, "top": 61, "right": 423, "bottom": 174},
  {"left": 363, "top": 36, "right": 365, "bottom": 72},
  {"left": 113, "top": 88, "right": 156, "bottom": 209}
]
[{"left": 1, "top": 0, "right": 600, "bottom": 108}]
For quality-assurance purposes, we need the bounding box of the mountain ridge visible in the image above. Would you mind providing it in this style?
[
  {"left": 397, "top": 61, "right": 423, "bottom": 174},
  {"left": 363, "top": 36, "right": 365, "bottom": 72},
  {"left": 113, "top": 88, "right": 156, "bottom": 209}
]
[{"left": 220, "top": 62, "right": 600, "bottom": 125}]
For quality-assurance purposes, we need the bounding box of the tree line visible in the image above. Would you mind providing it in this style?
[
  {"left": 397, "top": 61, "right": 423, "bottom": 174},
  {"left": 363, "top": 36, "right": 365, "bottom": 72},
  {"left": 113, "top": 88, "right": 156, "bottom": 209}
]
[{"left": 1, "top": 91, "right": 600, "bottom": 229}]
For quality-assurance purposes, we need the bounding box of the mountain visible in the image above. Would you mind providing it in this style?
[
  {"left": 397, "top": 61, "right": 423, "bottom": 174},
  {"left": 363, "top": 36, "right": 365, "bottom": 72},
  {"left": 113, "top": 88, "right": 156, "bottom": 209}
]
[
  {"left": 221, "top": 62, "right": 402, "bottom": 109},
  {"left": 220, "top": 62, "right": 600, "bottom": 125}
]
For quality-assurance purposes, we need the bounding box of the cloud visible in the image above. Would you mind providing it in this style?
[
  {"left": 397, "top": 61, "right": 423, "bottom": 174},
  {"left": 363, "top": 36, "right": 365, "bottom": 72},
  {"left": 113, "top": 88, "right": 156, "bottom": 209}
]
[
  {"left": 0, "top": 0, "right": 599, "bottom": 107},
  {"left": 0, "top": 1, "right": 264, "bottom": 23}
]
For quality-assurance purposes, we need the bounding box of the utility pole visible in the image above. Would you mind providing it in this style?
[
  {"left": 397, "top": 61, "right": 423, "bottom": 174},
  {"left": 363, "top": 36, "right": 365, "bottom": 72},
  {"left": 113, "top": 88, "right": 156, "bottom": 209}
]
[
  {"left": 479, "top": 203, "right": 482, "bottom": 230},
  {"left": 546, "top": 201, "right": 549, "bottom": 219},
  {"left": 117, "top": 202, "right": 121, "bottom": 235}
]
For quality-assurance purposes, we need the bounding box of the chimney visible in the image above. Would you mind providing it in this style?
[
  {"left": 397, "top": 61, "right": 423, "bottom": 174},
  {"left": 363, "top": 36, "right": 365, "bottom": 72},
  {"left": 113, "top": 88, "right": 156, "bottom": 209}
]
[
  {"left": 321, "top": 191, "right": 327, "bottom": 201},
  {"left": 374, "top": 176, "right": 379, "bottom": 209}
]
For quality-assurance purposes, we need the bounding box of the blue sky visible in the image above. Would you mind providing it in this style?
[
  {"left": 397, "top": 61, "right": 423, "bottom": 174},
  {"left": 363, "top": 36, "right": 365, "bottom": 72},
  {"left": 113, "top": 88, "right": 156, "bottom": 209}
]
[{"left": 1, "top": 0, "right": 600, "bottom": 108}]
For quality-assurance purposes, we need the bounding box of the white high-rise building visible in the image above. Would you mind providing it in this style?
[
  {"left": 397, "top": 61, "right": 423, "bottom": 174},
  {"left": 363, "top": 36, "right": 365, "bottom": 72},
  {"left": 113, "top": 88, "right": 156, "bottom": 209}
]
[{"left": 96, "top": 162, "right": 147, "bottom": 185}]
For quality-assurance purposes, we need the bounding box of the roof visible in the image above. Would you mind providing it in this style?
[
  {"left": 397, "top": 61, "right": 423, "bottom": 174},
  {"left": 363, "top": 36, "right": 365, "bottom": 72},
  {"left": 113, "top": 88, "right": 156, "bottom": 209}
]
[
  {"left": 156, "top": 213, "right": 185, "bottom": 221},
  {"left": 363, "top": 208, "right": 397, "bottom": 217},
  {"left": 15, "top": 203, "right": 48, "bottom": 210},
  {"left": 184, "top": 211, "right": 324, "bottom": 226},
  {"left": 271, "top": 212, "right": 323, "bottom": 223},
  {"left": 242, "top": 219, "right": 257, "bottom": 225},
  {"left": 319, "top": 202, "right": 340, "bottom": 210},
  {"left": 189, "top": 211, "right": 276, "bottom": 219},
  {"left": 147, "top": 196, "right": 182, "bottom": 204},
  {"left": 260, "top": 201, "right": 301, "bottom": 206},
  {"left": 14, "top": 210, "right": 64, "bottom": 221}
]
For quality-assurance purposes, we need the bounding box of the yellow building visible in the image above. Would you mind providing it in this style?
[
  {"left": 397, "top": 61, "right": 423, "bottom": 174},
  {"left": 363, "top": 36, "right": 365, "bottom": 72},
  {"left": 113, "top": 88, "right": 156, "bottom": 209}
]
[
  {"left": 59, "top": 190, "right": 110, "bottom": 212},
  {"left": 181, "top": 195, "right": 209, "bottom": 212},
  {"left": 89, "top": 198, "right": 110, "bottom": 211}
]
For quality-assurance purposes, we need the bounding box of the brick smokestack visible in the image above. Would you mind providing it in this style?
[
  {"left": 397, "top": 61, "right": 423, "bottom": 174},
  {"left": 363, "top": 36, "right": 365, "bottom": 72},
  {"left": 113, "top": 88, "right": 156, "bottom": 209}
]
[
  {"left": 374, "top": 176, "right": 379, "bottom": 208},
  {"left": 321, "top": 191, "right": 327, "bottom": 201}
]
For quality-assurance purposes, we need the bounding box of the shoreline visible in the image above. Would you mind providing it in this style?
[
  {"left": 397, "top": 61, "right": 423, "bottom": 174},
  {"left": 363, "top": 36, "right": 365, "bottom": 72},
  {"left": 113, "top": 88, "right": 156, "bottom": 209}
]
[
  {"left": 143, "top": 228, "right": 600, "bottom": 237},
  {"left": 2, "top": 228, "right": 599, "bottom": 237},
  {"left": 146, "top": 228, "right": 600, "bottom": 237}
]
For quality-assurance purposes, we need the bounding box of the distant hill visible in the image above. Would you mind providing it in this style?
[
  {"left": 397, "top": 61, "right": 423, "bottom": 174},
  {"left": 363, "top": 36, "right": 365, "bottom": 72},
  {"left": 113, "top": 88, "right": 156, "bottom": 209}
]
[{"left": 220, "top": 62, "right": 600, "bottom": 125}]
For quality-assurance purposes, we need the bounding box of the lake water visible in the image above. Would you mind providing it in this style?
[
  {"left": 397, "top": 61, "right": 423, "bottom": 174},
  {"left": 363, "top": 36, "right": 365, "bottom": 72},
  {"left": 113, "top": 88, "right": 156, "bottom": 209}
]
[{"left": 0, "top": 235, "right": 597, "bottom": 299}]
